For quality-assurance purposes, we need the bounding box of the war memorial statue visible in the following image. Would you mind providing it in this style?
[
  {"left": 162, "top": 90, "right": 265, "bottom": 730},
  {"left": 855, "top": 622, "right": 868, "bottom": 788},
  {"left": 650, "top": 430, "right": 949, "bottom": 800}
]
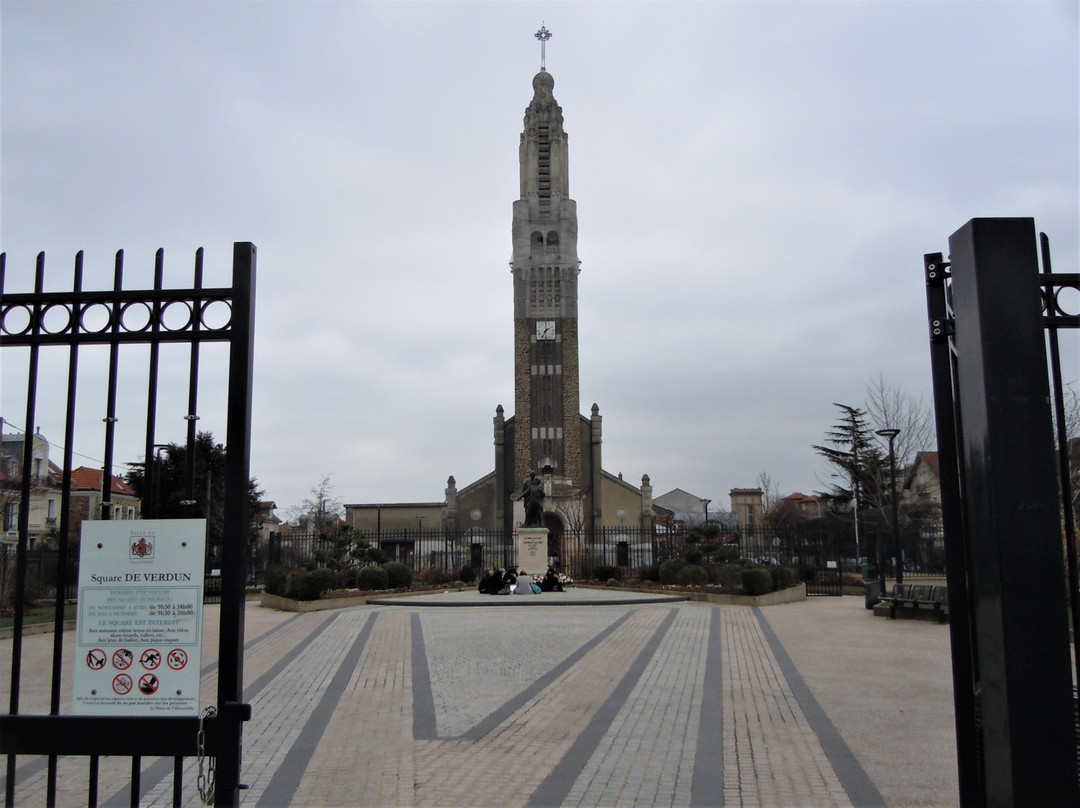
[{"left": 520, "top": 471, "right": 545, "bottom": 527}]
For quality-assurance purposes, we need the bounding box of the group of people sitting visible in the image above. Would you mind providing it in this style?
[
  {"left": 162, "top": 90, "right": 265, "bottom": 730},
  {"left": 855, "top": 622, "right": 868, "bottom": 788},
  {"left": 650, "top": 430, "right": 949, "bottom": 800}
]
[{"left": 477, "top": 566, "right": 564, "bottom": 595}]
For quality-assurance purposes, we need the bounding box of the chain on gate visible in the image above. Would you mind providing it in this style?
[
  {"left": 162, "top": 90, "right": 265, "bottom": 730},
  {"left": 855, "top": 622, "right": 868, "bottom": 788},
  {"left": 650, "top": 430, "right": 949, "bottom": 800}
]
[{"left": 197, "top": 706, "right": 217, "bottom": 804}]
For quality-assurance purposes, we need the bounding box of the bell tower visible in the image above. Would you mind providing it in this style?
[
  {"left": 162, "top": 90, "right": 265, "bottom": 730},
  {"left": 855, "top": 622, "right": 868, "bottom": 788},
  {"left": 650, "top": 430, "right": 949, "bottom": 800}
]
[{"left": 511, "top": 68, "right": 582, "bottom": 488}]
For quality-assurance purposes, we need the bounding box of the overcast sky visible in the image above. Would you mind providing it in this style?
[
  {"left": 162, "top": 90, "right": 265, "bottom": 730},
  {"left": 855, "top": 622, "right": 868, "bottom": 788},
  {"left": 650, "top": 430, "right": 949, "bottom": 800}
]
[{"left": 2, "top": 1, "right": 1077, "bottom": 517}]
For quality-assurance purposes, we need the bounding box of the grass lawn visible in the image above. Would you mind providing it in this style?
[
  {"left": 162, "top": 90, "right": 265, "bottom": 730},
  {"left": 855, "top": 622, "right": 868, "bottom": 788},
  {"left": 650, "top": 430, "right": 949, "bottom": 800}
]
[{"left": 0, "top": 603, "right": 79, "bottom": 630}]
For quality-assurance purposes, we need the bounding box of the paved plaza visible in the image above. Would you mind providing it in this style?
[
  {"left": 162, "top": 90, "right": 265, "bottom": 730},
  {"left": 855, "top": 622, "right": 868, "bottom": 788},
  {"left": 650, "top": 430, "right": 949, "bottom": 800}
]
[{"left": 3, "top": 590, "right": 959, "bottom": 807}]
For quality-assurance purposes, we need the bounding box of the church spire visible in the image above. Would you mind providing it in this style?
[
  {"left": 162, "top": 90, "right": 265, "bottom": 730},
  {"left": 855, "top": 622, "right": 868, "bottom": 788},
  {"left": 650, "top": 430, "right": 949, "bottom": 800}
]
[{"left": 511, "top": 68, "right": 582, "bottom": 484}]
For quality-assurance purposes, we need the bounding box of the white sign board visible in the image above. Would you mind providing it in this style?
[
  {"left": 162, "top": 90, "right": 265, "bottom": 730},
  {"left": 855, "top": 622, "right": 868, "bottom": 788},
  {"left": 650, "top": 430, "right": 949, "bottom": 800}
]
[{"left": 74, "top": 519, "right": 206, "bottom": 716}]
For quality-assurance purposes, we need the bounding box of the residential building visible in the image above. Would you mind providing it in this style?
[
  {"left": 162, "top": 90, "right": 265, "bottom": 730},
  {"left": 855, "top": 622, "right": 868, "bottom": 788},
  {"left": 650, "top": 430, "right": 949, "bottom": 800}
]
[
  {"left": 1, "top": 426, "right": 141, "bottom": 548},
  {"left": 729, "top": 488, "right": 764, "bottom": 529}
]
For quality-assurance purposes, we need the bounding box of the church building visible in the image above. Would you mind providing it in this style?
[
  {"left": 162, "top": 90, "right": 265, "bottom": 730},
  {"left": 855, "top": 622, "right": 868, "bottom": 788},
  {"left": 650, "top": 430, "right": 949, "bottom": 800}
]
[{"left": 345, "top": 62, "right": 657, "bottom": 566}]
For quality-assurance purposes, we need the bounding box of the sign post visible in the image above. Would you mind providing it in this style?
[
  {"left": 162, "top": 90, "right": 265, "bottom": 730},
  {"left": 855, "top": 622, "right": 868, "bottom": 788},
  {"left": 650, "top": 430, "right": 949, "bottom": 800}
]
[{"left": 74, "top": 519, "right": 206, "bottom": 716}]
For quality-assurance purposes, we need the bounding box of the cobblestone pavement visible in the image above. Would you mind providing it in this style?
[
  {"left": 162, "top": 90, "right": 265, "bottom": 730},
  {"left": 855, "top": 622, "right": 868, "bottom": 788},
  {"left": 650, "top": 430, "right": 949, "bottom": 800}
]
[{"left": 3, "top": 592, "right": 959, "bottom": 807}]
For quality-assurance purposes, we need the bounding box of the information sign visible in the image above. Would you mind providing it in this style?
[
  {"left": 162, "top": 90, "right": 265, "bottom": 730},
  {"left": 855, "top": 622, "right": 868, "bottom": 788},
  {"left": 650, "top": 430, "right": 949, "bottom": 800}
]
[{"left": 74, "top": 520, "right": 206, "bottom": 716}]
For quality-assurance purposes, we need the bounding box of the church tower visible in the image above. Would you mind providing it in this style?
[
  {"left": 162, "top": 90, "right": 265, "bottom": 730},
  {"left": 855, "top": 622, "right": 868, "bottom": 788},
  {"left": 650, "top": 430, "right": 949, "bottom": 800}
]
[{"left": 511, "top": 69, "right": 582, "bottom": 490}]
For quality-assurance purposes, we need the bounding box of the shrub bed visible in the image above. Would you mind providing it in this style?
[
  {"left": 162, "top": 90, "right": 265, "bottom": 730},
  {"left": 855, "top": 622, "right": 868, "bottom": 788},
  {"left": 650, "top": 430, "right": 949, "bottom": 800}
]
[
  {"left": 383, "top": 561, "right": 413, "bottom": 589},
  {"left": 289, "top": 567, "right": 341, "bottom": 601},
  {"left": 356, "top": 565, "right": 389, "bottom": 591},
  {"left": 676, "top": 564, "right": 709, "bottom": 587},
  {"left": 658, "top": 558, "right": 687, "bottom": 585},
  {"left": 741, "top": 568, "right": 773, "bottom": 596}
]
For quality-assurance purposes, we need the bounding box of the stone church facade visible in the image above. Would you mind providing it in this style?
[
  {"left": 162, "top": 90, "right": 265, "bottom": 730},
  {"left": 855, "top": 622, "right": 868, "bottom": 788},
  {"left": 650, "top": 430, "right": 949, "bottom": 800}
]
[{"left": 346, "top": 70, "right": 656, "bottom": 563}]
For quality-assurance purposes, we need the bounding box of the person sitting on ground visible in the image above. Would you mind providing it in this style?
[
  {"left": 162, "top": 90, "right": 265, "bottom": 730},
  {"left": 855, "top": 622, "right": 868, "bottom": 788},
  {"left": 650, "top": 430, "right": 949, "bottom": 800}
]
[
  {"left": 477, "top": 566, "right": 502, "bottom": 595},
  {"left": 540, "top": 567, "right": 562, "bottom": 592},
  {"left": 497, "top": 567, "right": 517, "bottom": 595},
  {"left": 514, "top": 569, "right": 535, "bottom": 595}
]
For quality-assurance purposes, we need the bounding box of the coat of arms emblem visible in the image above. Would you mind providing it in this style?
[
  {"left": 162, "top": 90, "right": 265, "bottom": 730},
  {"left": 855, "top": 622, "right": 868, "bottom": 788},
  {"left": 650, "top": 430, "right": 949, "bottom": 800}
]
[{"left": 130, "top": 536, "right": 153, "bottom": 559}]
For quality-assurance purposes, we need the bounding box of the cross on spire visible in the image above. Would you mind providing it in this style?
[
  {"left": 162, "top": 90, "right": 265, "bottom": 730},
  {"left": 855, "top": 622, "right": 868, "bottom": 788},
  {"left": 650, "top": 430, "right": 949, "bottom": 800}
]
[{"left": 535, "top": 24, "right": 552, "bottom": 71}]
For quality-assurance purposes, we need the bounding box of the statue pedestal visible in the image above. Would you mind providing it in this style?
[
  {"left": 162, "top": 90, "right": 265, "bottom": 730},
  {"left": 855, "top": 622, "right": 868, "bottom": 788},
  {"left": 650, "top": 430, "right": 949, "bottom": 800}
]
[{"left": 515, "top": 527, "right": 549, "bottom": 575}]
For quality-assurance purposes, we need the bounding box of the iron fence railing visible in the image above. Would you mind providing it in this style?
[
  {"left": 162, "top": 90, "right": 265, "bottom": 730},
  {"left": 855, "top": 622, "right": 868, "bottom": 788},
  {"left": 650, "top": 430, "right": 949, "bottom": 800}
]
[
  {"left": 0, "top": 522, "right": 951, "bottom": 607},
  {"left": 243, "top": 521, "right": 949, "bottom": 584}
]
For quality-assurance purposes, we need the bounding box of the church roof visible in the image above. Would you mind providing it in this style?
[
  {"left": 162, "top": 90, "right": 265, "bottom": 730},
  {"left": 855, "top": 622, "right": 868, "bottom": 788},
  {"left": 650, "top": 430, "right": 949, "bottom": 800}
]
[{"left": 654, "top": 488, "right": 710, "bottom": 512}]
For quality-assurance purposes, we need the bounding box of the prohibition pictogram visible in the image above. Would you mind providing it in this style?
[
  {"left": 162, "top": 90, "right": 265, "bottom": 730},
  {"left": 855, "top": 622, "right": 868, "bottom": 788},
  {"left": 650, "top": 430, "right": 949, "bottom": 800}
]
[
  {"left": 140, "top": 649, "right": 161, "bottom": 670},
  {"left": 138, "top": 673, "right": 159, "bottom": 695},
  {"left": 113, "top": 674, "right": 133, "bottom": 695},
  {"left": 86, "top": 649, "right": 107, "bottom": 670},
  {"left": 112, "top": 648, "right": 134, "bottom": 670},
  {"left": 167, "top": 648, "right": 188, "bottom": 671}
]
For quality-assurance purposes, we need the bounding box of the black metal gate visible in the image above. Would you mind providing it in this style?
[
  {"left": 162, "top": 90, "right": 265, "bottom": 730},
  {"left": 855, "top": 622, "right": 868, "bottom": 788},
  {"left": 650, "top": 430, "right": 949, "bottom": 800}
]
[
  {"left": 799, "top": 541, "right": 855, "bottom": 597},
  {"left": 924, "top": 219, "right": 1078, "bottom": 806},
  {"left": 0, "top": 244, "right": 256, "bottom": 807}
]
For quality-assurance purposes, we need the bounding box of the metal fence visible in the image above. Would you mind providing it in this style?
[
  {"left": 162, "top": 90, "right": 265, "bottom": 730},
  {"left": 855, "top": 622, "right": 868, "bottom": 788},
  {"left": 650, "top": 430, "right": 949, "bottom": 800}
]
[
  {"left": 0, "top": 521, "right": 947, "bottom": 609},
  {"left": 246, "top": 521, "right": 947, "bottom": 584}
]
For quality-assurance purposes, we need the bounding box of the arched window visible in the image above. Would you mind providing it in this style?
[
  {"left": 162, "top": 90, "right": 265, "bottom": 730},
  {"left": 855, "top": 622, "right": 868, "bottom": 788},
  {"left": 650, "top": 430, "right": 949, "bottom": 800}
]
[
  {"left": 531, "top": 232, "right": 544, "bottom": 256},
  {"left": 546, "top": 231, "right": 560, "bottom": 255}
]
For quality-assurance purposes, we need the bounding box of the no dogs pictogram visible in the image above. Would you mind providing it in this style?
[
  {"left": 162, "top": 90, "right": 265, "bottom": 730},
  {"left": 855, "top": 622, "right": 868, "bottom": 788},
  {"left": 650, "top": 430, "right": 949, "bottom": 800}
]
[
  {"left": 112, "top": 648, "right": 134, "bottom": 670},
  {"left": 167, "top": 649, "right": 188, "bottom": 670},
  {"left": 140, "top": 649, "right": 161, "bottom": 670},
  {"left": 86, "top": 649, "right": 107, "bottom": 670},
  {"left": 138, "top": 673, "right": 160, "bottom": 695},
  {"left": 113, "top": 674, "right": 133, "bottom": 695}
]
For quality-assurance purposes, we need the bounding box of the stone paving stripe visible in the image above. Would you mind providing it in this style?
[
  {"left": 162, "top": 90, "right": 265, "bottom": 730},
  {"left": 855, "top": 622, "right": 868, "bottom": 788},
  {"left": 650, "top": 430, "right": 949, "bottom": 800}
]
[
  {"left": 411, "top": 611, "right": 437, "bottom": 741},
  {"left": 254, "top": 613, "right": 376, "bottom": 808},
  {"left": 526, "top": 607, "right": 679, "bottom": 808},
  {"left": 753, "top": 607, "right": 886, "bottom": 808},
  {"left": 440, "top": 609, "right": 636, "bottom": 742},
  {"left": 690, "top": 606, "right": 724, "bottom": 808},
  {"left": 97, "top": 612, "right": 333, "bottom": 808},
  {"left": 244, "top": 613, "right": 337, "bottom": 705},
  {"left": 198, "top": 612, "right": 306, "bottom": 677}
]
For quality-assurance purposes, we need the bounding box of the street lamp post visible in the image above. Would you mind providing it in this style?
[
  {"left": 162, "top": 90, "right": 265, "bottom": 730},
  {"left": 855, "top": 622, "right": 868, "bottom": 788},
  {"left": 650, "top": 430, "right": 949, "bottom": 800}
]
[{"left": 876, "top": 429, "right": 902, "bottom": 585}]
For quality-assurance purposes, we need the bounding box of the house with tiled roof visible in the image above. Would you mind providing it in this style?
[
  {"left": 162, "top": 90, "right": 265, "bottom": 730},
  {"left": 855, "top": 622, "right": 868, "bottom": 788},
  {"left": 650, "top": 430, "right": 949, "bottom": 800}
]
[
  {"left": 902, "top": 451, "right": 941, "bottom": 506},
  {"left": 1, "top": 425, "right": 142, "bottom": 549},
  {"left": 68, "top": 466, "right": 142, "bottom": 541},
  {"left": 781, "top": 492, "right": 827, "bottom": 521}
]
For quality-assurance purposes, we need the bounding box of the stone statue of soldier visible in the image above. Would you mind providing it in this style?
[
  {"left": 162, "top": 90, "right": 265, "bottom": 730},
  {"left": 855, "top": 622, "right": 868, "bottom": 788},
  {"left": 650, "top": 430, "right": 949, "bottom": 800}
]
[{"left": 521, "top": 471, "right": 545, "bottom": 528}]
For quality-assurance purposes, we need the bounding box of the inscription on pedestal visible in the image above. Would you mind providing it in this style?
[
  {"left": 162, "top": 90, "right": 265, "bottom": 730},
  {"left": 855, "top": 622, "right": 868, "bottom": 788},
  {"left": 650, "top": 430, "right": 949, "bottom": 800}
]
[{"left": 516, "top": 527, "right": 549, "bottom": 574}]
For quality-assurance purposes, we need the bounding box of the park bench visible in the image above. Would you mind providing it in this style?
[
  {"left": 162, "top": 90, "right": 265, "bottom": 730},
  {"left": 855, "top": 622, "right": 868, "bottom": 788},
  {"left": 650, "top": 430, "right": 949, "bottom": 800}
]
[
  {"left": 916, "top": 584, "right": 949, "bottom": 623},
  {"left": 878, "top": 582, "right": 949, "bottom": 622}
]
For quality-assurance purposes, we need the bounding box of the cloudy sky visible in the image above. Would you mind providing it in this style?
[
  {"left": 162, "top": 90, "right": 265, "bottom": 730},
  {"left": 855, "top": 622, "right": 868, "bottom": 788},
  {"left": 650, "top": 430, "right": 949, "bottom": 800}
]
[{"left": 2, "top": 1, "right": 1077, "bottom": 517}]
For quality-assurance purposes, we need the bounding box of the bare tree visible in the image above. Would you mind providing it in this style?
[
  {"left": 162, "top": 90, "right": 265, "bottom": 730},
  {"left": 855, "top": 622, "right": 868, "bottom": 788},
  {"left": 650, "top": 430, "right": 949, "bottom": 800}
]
[
  {"left": 556, "top": 490, "right": 588, "bottom": 579},
  {"left": 864, "top": 373, "right": 935, "bottom": 469},
  {"left": 289, "top": 474, "right": 344, "bottom": 536},
  {"left": 756, "top": 470, "right": 795, "bottom": 525},
  {"left": 1058, "top": 381, "right": 1079, "bottom": 522},
  {"left": 756, "top": 470, "right": 780, "bottom": 513}
]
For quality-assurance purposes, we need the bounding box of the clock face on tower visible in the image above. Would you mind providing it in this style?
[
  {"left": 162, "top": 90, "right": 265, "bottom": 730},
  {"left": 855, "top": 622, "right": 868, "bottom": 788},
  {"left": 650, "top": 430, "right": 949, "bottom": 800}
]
[{"left": 536, "top": 320, "right": 555, "bottom": 340}]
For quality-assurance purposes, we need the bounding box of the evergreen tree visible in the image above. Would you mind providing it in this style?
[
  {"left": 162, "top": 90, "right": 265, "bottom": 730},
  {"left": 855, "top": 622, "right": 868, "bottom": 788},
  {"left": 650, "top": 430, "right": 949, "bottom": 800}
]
[
  {"left": 812, "top": 403, "right": 888, "bottom": 513},
  {"left": 125, "top": 431, "right": 263, "bottom": 558}
]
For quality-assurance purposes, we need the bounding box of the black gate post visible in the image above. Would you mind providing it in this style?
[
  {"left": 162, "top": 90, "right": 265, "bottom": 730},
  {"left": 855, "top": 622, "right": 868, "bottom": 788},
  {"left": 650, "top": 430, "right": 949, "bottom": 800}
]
[
  {"left": 948, "top": 218, "right": 1078, "bottom": 803},
  {"left": 214, "top": 242, "right": 256, "bottom": 807},
  {"left": 924, "top": 251, "right": 981, "bottom": 806}
]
